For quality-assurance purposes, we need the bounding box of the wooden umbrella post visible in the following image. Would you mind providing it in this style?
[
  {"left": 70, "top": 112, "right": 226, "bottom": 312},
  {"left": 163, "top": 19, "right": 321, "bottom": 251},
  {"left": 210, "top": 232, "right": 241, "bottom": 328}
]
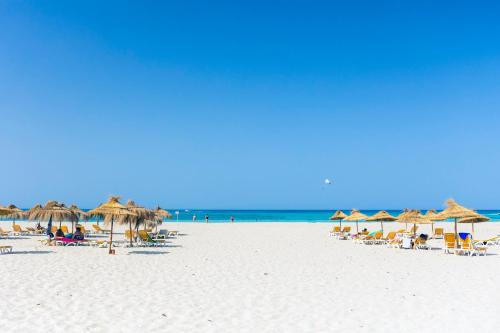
[
  {"left": 454, "top": 218, "right": 459, "bottom": 248},
  {"left": 129, "top": 220, "right": 133, "bottom": 247},
  {"left": 109, "top": 216, "right": 115, "bottom": 255}
]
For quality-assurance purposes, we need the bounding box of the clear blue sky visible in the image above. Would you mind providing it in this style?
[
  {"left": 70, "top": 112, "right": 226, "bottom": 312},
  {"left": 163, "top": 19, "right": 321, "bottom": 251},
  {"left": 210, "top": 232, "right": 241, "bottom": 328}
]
[{"left": 1, "top": 1, "right": 499, "bottom": 209}]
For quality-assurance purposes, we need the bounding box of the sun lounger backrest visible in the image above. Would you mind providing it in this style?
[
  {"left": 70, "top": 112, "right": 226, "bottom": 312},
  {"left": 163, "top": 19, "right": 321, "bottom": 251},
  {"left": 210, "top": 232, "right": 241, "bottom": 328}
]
[
  {"left": 434, "top": 228, "right": 443, "bottom": 235},
  {"left": 334, "top": 226, "right": 341, "bottom": 232},
  {"left": 61, "top": 226, "right": 69, "bottom": 233},
  {"left": 386, "top": 231, "right": 396, "bottom": 240},
  {"left": 444, "top": 233, "right": 455, "bottom": 248},
  {"left": 13, "top": 225, "right": 21, "bottom": 232},
  {"left": 342, "top": 226, "right": 351, "bottom": 232}
]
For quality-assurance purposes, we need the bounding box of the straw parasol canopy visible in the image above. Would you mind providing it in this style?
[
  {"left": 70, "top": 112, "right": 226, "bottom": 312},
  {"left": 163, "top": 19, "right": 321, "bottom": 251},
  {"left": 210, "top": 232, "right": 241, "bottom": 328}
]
[
  {"left": 423, "top": 209, "right": 444, "bottom": 233},
  {"left": 435, "top": 199, "right": 477, "bottom": 247},
  {"left": 87, "top": 196, "right": 136, "bottom": 254},
  {"left": 329, "top": 210, "right": 347, "bottom": 228},
  {"left": 458, "top": 213, "right": 489, "bottom": 235},
  {"left": 366, "top": 210, "right": 396, "bottom": 233},
  {"left": 154, "top": 206, "right": 173, "bottom": 219},
  {"left": 69, "top": 204, "right": 87, "bottom": 232},
  {"left": 5, "top": 204, "right": 25, "bottom": 225},
  {"left": 120, "top": 200, "right": 156, "bottom": 247},
  {"left": 29, "top": 201, "right": 78, "bottom": 235},
  {"left": 397, "top": 209, "right": 431, "bottom": 237},
  {"left": 344, "top": 209, "right": 368, "bottom": 234},
  {"left": 397, "top": 208, "right": 411, "bottom": 229},
  {"left": 0, "top": 205, "right": 10, "bottom": 216}
]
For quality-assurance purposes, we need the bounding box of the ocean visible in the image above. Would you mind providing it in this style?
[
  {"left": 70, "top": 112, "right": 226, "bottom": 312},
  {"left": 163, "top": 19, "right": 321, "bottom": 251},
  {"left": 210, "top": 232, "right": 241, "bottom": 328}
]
[
  {"left": 3, "top": 209, "right": 499, "bottom": 223},
  {"left": 145, "top": 209, "right": 500, "bottom": 223}
]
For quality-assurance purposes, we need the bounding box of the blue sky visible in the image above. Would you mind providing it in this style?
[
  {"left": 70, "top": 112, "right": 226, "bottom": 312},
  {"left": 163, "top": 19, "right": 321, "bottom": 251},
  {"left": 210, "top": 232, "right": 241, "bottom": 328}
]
[{"left": 1, "top": 1, "right": 500, "bottom": 209}]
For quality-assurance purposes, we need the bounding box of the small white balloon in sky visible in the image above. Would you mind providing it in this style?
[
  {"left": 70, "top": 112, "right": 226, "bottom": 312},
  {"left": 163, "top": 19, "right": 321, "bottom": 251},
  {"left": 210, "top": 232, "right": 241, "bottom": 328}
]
[{"left": 324, "top": 178, "right": 332, "bottom": 185}]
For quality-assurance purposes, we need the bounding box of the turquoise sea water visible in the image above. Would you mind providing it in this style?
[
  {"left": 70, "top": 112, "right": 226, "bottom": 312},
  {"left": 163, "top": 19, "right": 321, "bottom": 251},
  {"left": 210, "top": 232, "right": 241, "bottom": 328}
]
[
  {"left": 3, "top": 210, "right": 500, "bottom": 223},
  {"left": 141, "top": 209, "right": 500, "bottom": 223}
]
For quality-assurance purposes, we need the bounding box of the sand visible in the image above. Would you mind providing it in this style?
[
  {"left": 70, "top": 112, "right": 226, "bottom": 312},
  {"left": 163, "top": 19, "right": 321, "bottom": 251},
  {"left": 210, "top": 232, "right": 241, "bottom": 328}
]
[{"left": 0, "top": 221, "right": 499, "bottom": 332}]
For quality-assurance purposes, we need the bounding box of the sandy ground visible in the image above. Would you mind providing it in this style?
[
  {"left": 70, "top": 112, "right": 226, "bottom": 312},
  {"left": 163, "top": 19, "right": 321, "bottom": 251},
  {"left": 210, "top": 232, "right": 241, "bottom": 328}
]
[{"left": 0, "top": 221, "right": 499, "bottom": 333}]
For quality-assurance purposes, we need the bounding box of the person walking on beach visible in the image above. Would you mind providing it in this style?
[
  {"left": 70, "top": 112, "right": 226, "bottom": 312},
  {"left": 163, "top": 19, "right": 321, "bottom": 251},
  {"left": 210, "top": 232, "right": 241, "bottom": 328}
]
[{"left": 205, "top": 214, "right": 209, "bottom": 223}]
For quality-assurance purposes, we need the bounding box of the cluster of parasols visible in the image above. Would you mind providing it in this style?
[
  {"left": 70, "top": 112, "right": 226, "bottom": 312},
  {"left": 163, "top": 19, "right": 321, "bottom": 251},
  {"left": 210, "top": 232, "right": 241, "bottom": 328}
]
[
  {"left": 0, "top": 196, "right": 172, "bottom": 254},
  {"left": 330, "top": 199, "right": 490, "bottom": 247}
]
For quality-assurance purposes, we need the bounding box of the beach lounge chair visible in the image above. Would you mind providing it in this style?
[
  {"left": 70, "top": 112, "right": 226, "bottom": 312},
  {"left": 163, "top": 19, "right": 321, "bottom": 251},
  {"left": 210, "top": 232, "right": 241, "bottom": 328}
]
[
  {"left": 11, "top": 224, "right": 29, "bottom": 236},
  {"left": 433, "top": 228, "right": 444, "bottom": 239},
  {"left": 363, "top": 231, "right": 383, "bottom": 245},
  {"left": 51, "top": 226, "right": 58, "bottom": 234},
  {"left": 92, "top": 224, "right": 111, "bottom": 234},
  {"left": 0, "top": 227, "right": 9, "bottom": 237},
  {"left": 444, "top": 233, "right": 456, "bottom": 254},
  {"left": 156, "top": 229, "right": 170, "bottom": 240},
  {"left": 54, "top": 237, "right": 88, "bottom": 246},
  {"left": 381, "top": 231, "right": 396, "bottom": 244},
  {"left": 329, "top": 226, "right": 341, "bottom": 236},
  {"left": 473, "top": 236, "right": 500, "bottom": 247},
  {"left": 168, "top": 230, "right": 179, "bottom": 237},
  {"left": 455, "top": 235, "right": 475, "bottom": 256},
  {"left": 137, "top": 230, "right": 167, "bottom": 247},
  {"left": 0, "top": 245, "right": 13, "bottom": 254},
  {"left": 414, "top": 235, "right": 430, "bottom": 250},
  {"left": 60, "top": 226, "right": 69, "bottom": 234}
]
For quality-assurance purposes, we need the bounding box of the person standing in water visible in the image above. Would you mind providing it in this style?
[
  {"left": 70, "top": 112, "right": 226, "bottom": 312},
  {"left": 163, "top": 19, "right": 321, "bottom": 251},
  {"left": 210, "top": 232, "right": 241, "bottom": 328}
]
[
  {"left": 230, "top": 216, "right": 234, "bottom": 223},
  {"left": 205, "top": 214, "right": 209, "bottom": 223},
  {"left": 192, "top": 214, "right": 197, "bottom": 222}
]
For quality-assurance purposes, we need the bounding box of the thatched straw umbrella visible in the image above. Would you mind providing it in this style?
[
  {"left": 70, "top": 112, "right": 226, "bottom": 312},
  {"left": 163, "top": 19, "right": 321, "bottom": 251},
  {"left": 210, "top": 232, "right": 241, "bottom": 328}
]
[
  {"left": 26, "top": 203, "right": 42, "bottom": 227},
  {"left": 423, "top": 209, "right": 444, "bottom": 233},
  {"left": 0, "top": 205, "right": 10, "bottom": 216},
  {"left": 88, "top": 196, "right": 136, "bottom": 254},
  {"left": 397, "top": 209, "right": 411, "bottom": 229},
  {"left": 329, "top": 210, "right": 347, "bottom": 229},
  {"left": 397, "top": 210, "right": 431, "bottom": 238},
  {"left": 366, "top": 210, "right": 396, "bottom": 233},
  {"left": 121, "top": 200, "right": 155, "bottom": 247},
  {"left": 344, "top": 209, "right": 368, "bottom": 234},
  {"left": 29, "top": 201, "right": 77, "bottom": 236},
  {"left": 458, "top": 214, "right": 489, "bottom": 236},
  {"left": 69, "top": 204, "right": 87, "bottom": 233},
  {"left": 152, "top": 206, "right": 172, "bottom": 232},
  {"left": 6, "top": 204, "right": 25, "bottom": 226},
  {"left": 435, "top": 199, "right": 477, "bottom": 247}
]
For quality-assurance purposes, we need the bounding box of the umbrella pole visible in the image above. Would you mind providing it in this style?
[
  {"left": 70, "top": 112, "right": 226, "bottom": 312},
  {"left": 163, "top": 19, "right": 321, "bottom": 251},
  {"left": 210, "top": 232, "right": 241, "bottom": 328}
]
[
  {"left": 129, "top": 220, "right": 133, "bottom": 247},
  {"left": 356, "top": 221, "right": 359, "bottom": 234},
  {"left": 454, "top": 218, "right": 459, "bottom": 248},
  {"left": 380, "top": 221, "right": 383, "bottom": 234},
  {"left": 472, "top": 223, "right": 474, "bottom": 236},
  {"left": 340, "top": 219, "right": 342, "bottom": 230},
  {"left": 47, "top": 216, "right": 53, "bottom": 236},
  {"left": 109, "top": 217, "right": 114, "bottom": 255}
]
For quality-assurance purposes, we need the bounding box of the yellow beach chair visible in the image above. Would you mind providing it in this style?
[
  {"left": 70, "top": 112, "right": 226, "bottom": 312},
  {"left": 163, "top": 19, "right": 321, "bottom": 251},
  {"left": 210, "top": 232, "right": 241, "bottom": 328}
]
[
  {"left": 329, "top": 226, "right": 341, "bottom": 236},
  {"left": 444, "top": 233, "right": 456, "bottom": 254},
  {"left": 92, "top": 224, "right": 111, "bottom": 234},
  {"left": 433, "top": 228, "right": 444, "bottom": 239}
]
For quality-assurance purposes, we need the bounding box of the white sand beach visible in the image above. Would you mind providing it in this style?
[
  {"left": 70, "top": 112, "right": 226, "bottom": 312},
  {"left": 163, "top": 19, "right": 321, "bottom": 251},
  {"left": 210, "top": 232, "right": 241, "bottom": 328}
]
[{"left": 1, "top": 221, "right": 499, "bottom": 333}]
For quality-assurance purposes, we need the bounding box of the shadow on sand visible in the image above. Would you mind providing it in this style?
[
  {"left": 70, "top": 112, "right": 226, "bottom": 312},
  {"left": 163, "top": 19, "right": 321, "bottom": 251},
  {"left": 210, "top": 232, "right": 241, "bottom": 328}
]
[
  {"left": 128, "top": 251, "right": 169, "bottom": 255},
  {"left": 8, "top": 250, "right": 54, "bottom": 255}
]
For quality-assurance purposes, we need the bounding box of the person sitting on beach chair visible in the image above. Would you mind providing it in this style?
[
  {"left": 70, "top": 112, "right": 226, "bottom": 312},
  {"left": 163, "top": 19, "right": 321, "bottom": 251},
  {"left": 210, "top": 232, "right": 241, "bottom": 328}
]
[{"left": 72, "top": 227, "right": 85, "bottom": 241}]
